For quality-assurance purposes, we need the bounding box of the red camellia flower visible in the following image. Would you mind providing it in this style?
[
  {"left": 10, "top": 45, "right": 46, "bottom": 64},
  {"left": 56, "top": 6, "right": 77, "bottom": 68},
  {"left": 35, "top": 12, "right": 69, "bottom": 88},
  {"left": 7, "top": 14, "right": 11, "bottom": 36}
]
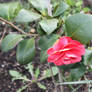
[{"left": 47, "top": 36, "right": 85, "bottom": 66}]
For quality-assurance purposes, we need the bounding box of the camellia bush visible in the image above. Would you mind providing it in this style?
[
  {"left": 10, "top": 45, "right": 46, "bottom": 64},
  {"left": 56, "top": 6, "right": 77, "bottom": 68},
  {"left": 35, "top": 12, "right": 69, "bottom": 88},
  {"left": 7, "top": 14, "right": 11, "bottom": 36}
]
[{"left": 1, "top": 0, "right": 92, "bottom": 91}]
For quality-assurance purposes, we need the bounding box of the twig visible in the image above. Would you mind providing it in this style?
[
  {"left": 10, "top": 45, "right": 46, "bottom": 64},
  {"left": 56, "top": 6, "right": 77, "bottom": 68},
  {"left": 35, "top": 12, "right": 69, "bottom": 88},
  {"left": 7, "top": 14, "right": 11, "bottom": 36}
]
[
  {"left": 0, "top": 17, "right": 38, "bottom": 37},
  {"left": 58, "top": 68, "right": 64, "bottom": 92},
  {"left": 0, "top": 26, "right": 7, "bottom": 45},
  {"left": 48, "top": 63, "right": 58, "bottom": 92}
]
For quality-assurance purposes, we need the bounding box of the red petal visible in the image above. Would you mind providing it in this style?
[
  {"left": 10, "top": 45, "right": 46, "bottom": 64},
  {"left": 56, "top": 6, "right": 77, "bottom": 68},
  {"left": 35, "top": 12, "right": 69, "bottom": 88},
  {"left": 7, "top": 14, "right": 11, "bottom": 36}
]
[
  {"left": 66, "top": 52, "right": 78, "bottom": 58},
  {"left": 63, "top": 60, "right": 71, "bottom": 65},
  {"left": 71, "top": 40, "right": 82, "bottom": 45},
  {"left": 53, "top": 36, "right": 72, "bottom": 50},
  {"left": 54, "top": 58, "right": 64, "bottom": 66},
  {"left": 47, "top": 48, "right": 55, "bottom": 55},
  {"left": 71, "top": 56, "right": 81, "bottom": 64},
  {"left": 62, "top": 55, "right": 81, "bottom": 65},
  {"left": 64, "top": 44, "right": 85, "bottom": 55},
  {"left": 47, "top": 52, "right": 62, "bottom": 62}
]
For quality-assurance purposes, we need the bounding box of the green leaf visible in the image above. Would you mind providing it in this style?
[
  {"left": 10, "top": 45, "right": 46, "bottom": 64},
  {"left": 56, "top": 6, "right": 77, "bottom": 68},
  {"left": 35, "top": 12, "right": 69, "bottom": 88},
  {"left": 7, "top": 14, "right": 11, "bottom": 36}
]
[
  {"left": 40, "top": 50, "right": 48, "bottom": 63},
  {"left": 16, "top": 38, "right": 35, "bottom": 65},
  {"left": 9, "top": 70, "right": 28, "bottom": 81},
  {"left": 9, "top": 70, "right": 22, "bottom": 78},
  {"left": 28, "top": 0, "right": 48, "bottom": 13},
  {"left": 1, "top": 34, "right": 23, "bottom": 52},
  {"left": 53, "top": 2, "right": 69, "bottom": 17},
  {"left": 38, "top": 34, "right": 59, "bottom": 50},
  {"left": 44, "top": 66, "right": 58, "bottom": 78},
  {"left": 39, "top": 19, "right": 58, "bottom": 34},
  {"left": 37, "top": 24, "right": 46, "bottom": 36},
  {"left": 65, "top": 0, "right": 75, "bottom": 6},
  {"left": 25, "top": 63, "right": 34, "bottom": 75},
  {"left": 83, "top": 7, "right": 90, "bottom": 13},
  {"left": 84, "top": 49, "right": 92, "bottom": 68},
  {"left": 65, "top": 13, "right": 92, "bottom": 44},
  {"left": 35, "top": 68, "right": 40, "bottom": 78},
  {"left": 70, "top": 65, "right": 86, "bottom": 81},
  {"left": 15, "top": 9, "right": 41, "bottom": 23},
  {"left": 0, "top": 2, "right": 20, "bottom": 20},
  {"left": 37, "top": 83, "right": 46, "bottom": 90},
  {"left": 17, "top": 85, "right": 27, "bottom": 92}
]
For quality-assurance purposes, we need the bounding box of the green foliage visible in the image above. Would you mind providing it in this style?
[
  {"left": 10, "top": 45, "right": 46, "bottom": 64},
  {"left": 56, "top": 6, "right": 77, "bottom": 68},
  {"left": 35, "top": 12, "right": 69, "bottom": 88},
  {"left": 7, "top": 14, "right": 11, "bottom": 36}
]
[
  {"left": 37, "top": 24, "right": 46, "bottom": 36},
  {"left": 9, "top": 70, "right": 22, "bottom": 78},
  {"left": 35, "top": 68, "right": 40, "bottom": 78},
  {"left": 84, "top": 49, "right": 92, "bottom": 69},
  {"left": 53, "top": 1, "right": 69, "bottom": 17},
  {"left": 25, "top": 63, "right": 34, "bottom": 77},
  {"left": 39, "top": 34, "right": 59, "bottom": 50},
  {"left": 17, "top": 85, "right": 27, "bottom": 92},
  {"left": 0, "top": 2, "right": 21, "bottom": 20},
  {"left": 15, "top": 9, "right": 41, "bottom": 23},
  {"left": 28, "top": 0, "right": 48, "bottom": 15},
  {"left": 44, "top": 66, "right": 58, "bottom": 78},
  {"left": 1, "top": 34, "right": 23, "bottom": 52},
  {"left": 9, "top": 70, "right": 28, "bottom": 81},
  {"left": 16, "top": 38, "right": 35, "bottom": 64},
  {"left": 65, "top": 0, "right": 76, "bottom": 6},
  {"left": 37, "top": 83, "right": 46, "bottom": 90},
  {"left": 70, "top": 64, "right": 86, "bottom": 81},
  {"left": 39, "top": 19, "right": 59, "bottom": 34},
  {"left": 83, "top": 7, "right": 90, "bottom": 13},
  {"left": 65, "top": 13, "right": 92, "bottom": 44},
  {"left": 40, "top": 50, "right": 48, "bottom": 63}
]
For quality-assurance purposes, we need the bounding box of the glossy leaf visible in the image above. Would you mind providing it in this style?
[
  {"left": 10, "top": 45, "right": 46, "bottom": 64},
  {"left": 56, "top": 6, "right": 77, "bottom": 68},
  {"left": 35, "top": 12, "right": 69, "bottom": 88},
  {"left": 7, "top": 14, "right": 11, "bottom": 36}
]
[
  {"left": 28, "top": 0, "right": 48, "bottom": 13},
  {"left": 0, "top": 2, "right": 20, "bottom": 20},
  {"left": 70, "top": 64, "right": 86, "bottom": 81},
  {"left": 39, "top": 19, "right": 58, "bottom": 34},
  {"left": 65, "top": 13, "right": 92, "bottom": 44},
  {"left": 16, "top": 38, "right": 35, "bottom": 64},
  {"left": 84, "top": 49, "right": 92, "bottom": 68},
  {"left": 15, "top": 9, "right": 41, "bottom": 23},
  {"left": 37, "top": 24, "right": 46, "bottom": 36},
  {"left": 1, "top": 34, "right": 23, "bottom": 52},
  {"left": 38, "top": 34, "right": 59, "bottom": 50},
  {"left": 40, "top": 50, "right": 48, "bottom": 63},
  {"left": 53, "top": 2, "right": 69, "bottom": 17}
]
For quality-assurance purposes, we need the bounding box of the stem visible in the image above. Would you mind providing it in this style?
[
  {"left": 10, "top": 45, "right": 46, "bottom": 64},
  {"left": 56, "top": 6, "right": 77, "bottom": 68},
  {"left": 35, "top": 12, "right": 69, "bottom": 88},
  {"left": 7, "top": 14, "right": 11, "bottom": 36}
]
[
  {"left": 48, "top": 63, "right": 58, "bottom": 92},
  {"left": 0, "top": 25, "right": 7, "bottom": 45},
  {"left": 58, "top": 68, "right": 64, "bottom": 92},
  {"left": 0, "top": 17, "right": 38, "bottom": 37}
]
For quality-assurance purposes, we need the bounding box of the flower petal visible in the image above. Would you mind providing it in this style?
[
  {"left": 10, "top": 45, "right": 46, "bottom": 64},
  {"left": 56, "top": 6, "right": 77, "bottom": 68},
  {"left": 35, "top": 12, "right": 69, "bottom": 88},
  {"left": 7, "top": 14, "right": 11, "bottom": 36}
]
[
  {"left": 53, "top": 36, "right": 72, "bottom": 50},
  {"left": 47, "top": 48, "right": 54, "bottom": 55},
  {"left": 47, "top": 36, "right": 85, "bottom": 66},
  {"left": 64, "top": 44, "right": 85, "bottom": 55},
  {"left": 54, "top": 58, "right": 64, "bottom": 66},
  {"left": 71, "top": 56, "right": 82, "bottom": 64},
  {"left": 47, "top": 52, "right": 62, "bottom": 62}
]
